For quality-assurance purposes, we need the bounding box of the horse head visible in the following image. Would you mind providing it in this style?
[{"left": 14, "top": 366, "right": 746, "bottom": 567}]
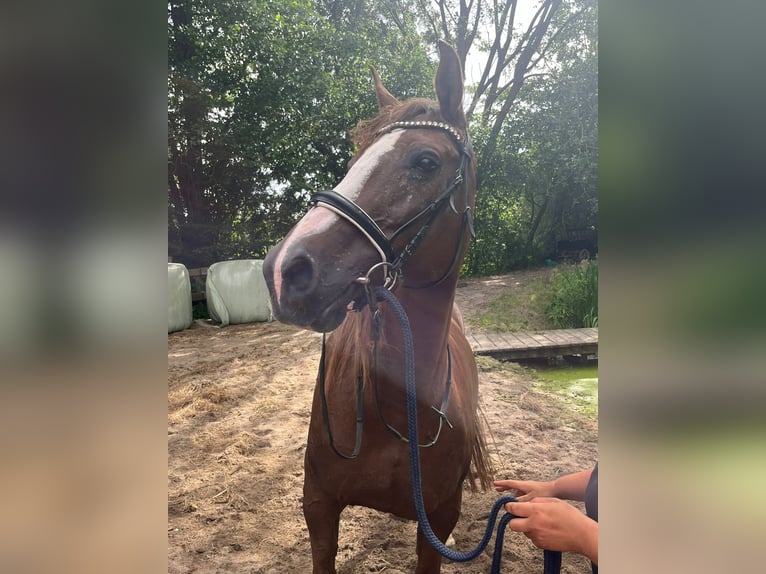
[{"left": 263, "top": 41, "right": 476, "bottom": 332}]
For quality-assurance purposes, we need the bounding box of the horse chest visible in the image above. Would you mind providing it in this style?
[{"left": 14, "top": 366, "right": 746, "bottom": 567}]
[{"left": 305, "top": 422, "right": 467, "bottom": 514}]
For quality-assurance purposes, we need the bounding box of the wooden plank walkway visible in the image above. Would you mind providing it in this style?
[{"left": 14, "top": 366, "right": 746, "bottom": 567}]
[{"left": 467, "top": 328, "right": 597, "bottom": 360}]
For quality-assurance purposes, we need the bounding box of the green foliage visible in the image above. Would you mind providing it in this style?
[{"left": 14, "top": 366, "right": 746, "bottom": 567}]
[
  {"left": 168, "top": 0, "right": 432, "bottom": 267},
  {"left": 167, "top": 0, "right": 597, "bottom": 274},
  {"left": 465, "top": 0, "right": 597, "bottom": 276},
  {"left": 545, "top": 259, "right": 598, "bottom": 328},
  {"left": 468, "top": 263, "right": 599, "bottom": 333}
]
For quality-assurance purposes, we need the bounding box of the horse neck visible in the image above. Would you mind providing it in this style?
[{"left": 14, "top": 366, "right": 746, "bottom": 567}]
[{"left": 380, "top": 278, "right": 458, "bottom": 375}]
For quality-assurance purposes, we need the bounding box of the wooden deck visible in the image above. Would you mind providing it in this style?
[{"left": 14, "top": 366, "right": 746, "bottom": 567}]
[{"left": 467, "top": 328, "right": 598, "bottom": 360}]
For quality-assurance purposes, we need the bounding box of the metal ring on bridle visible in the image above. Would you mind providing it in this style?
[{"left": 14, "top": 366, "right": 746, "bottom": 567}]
[{"left": 354, "top": 261, "right": 400, "bottom": 291}]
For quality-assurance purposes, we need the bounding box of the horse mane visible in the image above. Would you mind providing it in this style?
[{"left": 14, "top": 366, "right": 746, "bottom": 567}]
[
  {"left": 350, "top": 98, "right": 442, "bottom": 154},
  {"left": 322, "top": 309, "right": 400, "bottom": 397},
  {"left": 323, "top": 311, "right": 376, "bottom": 395}
]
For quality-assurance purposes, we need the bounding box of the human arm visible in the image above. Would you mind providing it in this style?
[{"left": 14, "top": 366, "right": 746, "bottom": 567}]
[
  {"left": 494, "top": 468, "right": 593, "bottom": 502},
  {"left": 505, "top": 498, "right": 598, "bottom": 566}
]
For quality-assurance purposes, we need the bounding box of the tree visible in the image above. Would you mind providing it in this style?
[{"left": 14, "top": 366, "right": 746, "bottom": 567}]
[
  {"left": 508, "top": 0, "right": 597, "bottom": 258},
  {"left": 169, "top": 0, "right": 327, "bottom": 266},
  {"left": 463, "top": 0, "right": 597, "bottom": 274},
  {"left": 412, "top": 0, "right": 586, "bottom": 158},
  {"left": 168, "top": 0, "right": 596, "bottom": 275},
  {"left": 168, "top": 0, "right": 432, "bottom": 267}
]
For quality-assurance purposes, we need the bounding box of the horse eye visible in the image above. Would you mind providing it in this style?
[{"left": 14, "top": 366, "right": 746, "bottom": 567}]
[{"left": 413, "top": 152, "right": 440, "bottom": 173}]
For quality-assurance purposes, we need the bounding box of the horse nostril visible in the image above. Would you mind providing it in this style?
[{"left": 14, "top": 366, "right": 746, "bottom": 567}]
[{"left": 281, "top": 253, "right": 318, "bottom": 299}]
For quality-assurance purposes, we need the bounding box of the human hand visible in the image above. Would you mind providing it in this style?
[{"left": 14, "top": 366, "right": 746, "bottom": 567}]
[
  {"left": 504, "top": 498, "right": 598, "bottom": 563},
  {"left": 493, "top": 479, "right": 557, "bottom": 501}
]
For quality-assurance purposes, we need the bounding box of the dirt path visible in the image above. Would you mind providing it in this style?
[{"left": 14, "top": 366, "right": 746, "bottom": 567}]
[{"left": 168, "top": 270, "right": 597, "bottom": 573}]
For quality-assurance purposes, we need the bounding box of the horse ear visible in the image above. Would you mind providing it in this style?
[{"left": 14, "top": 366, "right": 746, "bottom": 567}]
[
  {"left": 370, "top": 65, "right": 400, "bottom": 110},
  {"left": 435, "top": 40, "right": 465, "bottom": 130}
]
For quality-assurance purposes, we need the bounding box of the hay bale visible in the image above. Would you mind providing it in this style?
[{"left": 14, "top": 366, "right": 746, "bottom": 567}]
[
  {"left": 168, "top": 263, "right": 193, "bottom": 333},
  {"left": 206, "top": 260, "right": 273, "bottom": 326}
]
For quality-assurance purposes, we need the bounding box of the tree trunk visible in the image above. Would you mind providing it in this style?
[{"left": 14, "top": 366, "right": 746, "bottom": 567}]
[{"left": 526, "top": 192, "right": 550, "bottom": 254}]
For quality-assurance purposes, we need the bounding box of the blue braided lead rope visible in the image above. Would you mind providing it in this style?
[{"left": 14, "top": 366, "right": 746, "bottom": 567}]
[{"left": 372, "top": 286, "right": 562, "bottom": 573}]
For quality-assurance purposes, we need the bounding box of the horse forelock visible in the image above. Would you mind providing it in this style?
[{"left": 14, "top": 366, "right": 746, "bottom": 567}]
[{"left": 350, "top": 98, "right": 444, "bottom": 155}]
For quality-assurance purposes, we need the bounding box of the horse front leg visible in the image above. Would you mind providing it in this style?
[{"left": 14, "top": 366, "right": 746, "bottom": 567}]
[
  {"left": 414, "top": 489, "right": 462, "bottom": 574},
  {"left": 303, "top": 474, "right": 344, "bottom": 574}
]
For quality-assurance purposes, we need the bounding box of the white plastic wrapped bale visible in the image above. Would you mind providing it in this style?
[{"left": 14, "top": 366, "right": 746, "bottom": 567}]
[
  {"left": 205, "top": 260, "right": 273, "bottom": 326},
  {"left": 168, "top": 263, "right": 193, "bottom": 333}
]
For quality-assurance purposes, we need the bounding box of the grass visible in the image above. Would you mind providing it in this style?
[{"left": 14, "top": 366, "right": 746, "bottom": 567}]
[
  {"left": 470, "top": 262, "right": 598, "bottom": 331},
  {"left": 471, "top": 275, "right": 555, "bottom": 332}
]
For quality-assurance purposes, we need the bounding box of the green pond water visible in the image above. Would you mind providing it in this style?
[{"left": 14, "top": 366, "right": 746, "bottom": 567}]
[{"left": 531, "top": 363, "right": 598, "bottom": 417}]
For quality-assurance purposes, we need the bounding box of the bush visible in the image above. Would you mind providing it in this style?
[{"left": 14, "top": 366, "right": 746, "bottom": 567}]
[{"left": 545, "top": 259, "right": 598, "bottom": 328}]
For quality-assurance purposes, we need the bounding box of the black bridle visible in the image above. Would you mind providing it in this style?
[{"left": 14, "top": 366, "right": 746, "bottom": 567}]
[{"left": 309, "top": 120, "right": 475, "bottom": 294}]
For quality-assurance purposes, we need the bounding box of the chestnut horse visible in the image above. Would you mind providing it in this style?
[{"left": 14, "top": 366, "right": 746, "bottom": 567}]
[{"left": 263, "top": 41, "right": 492, "bottom": 573}]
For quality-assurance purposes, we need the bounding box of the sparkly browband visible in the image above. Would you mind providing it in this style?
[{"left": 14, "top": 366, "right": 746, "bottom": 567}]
[{"left": 376, "top": 120, "right": 464, "bottom": 143}]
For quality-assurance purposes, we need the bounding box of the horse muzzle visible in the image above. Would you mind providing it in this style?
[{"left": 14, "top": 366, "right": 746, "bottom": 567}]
[{"left": 263, "top": 243, "right": 364, "bottom": 332}]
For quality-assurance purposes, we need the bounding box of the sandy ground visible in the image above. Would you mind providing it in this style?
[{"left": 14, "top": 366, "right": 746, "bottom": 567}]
[{"left": 168, "top": 270, "right": 598, "bottom": 573}]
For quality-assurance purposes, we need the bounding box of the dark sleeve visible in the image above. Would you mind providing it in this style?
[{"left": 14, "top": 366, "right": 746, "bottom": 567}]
[
  {"left": 585, "top": 463, "right": 598, "bottom": 522},
  {"left": 585, "top": 463, "right": 598, "bottom": 574}
]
